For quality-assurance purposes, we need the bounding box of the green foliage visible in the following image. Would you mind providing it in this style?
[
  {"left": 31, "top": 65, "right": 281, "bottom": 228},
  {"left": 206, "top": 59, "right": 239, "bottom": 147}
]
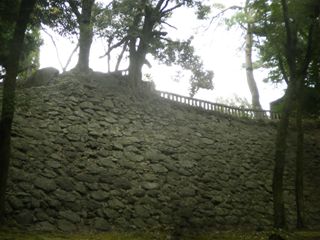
[
  {"left": 94, "top": 0, "right": 213, "bottom": 94},
  {"left": 271, "top": 86, "right": 320, "bottom": 116},
  {"left": 0, "top": 0, "right": 41, "bottom": 79},
  {"left": 38, "top": 0, "right": 79, "bottom": 37},
  {"left": 0, "top": 0, "right": 18, "bottom": 69},
  {"left": 225, "top": 11, "right": 247, "bottom": 29},
  {"left": 215, "top": 94, "right": 252, "bottom": 109},
  {"left": 154, "top": 38, "right": 213, "bottom": 96},
  {"left": 253, "top": 0, "right": 320, "bottom": 86},
  {"left": 257, "top": 0, "right": 320, "bottom": 116},
  {"left": 196, "top": 3, "right": 211, "bottom": 20}
]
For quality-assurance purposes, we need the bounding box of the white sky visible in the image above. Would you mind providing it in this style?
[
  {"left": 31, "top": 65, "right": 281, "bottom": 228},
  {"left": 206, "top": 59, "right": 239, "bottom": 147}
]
[{"left": 40, "top": 0, "right": 286, "bottom": 110}]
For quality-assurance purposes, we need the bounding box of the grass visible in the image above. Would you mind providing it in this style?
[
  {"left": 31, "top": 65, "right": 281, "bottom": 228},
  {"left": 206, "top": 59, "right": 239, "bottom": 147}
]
[{"left": 0, "top": 229, "right": 320, "bottom": 240}]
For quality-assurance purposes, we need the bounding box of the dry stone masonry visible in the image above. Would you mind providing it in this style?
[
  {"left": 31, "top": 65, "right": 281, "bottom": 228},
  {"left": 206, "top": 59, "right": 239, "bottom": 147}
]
[{"left": 2, "top": 71, "right": 320, "bottom": 232}]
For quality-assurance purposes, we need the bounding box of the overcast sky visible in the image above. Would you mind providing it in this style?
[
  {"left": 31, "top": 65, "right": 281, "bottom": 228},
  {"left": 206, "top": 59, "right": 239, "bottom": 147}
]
[{"left": 40, "top": 0, "right": 285, "bottom": 110}]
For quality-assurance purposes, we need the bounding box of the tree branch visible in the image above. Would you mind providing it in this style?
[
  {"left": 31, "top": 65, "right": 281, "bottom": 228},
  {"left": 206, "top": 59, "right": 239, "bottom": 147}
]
[
  {"left": 63, "top": 42, "right": 79, "bottom": 72},
  {"left": 160, "top": 0, "right": 170, "bottom": 12},
  {"left": 161, "top": 3, "right": 183, "bottom": 16},
  {"left": 281, "top": 0, "right": 296, "bottom": 73},
  {"left": 278, "top": 55, "right": 289, "bottom": 84},
  {"left": 99, "top": 37, "right": 128, "bottom": 58},
  {"left": 159, "top": 37, "right": 174, "bottom": 43},
  {"left": 206, "top": 5, "right": 243, "bottom": 30},
  {"left": 161, "top": 20, "right": 177, "bottom": 29},
  {"left": 41, "top": 26, "right": 64, "bottom": 70},
  {"left": 115, "top": 41, "right": 128, "bottom": 71}
]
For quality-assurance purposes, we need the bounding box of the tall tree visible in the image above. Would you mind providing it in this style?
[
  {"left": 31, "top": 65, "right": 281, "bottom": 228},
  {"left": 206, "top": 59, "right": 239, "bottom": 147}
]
[
  {"left": 68, "top": 0, "right": 95, "bottom": 72},
  {"left": 294, "top": 2, "right": 319, "bottom": 228},
  {"left": 97, "top": 0, "right": 213, "bottom": 93},
  {"left": 207, "top": 1, "right": 262, "bottom": 109},
  {"left": 0, "top": 0, "right": 42, "bottom": 80},
  {"left": 0, "top": 0, "right": 37, "bottom": 222},
  {"left": 40, "top": 0, "right": 95, "bottom": 72},
  {"left": 243, "top": 0, "right": 262, "bottom": 110},
  {"left": 252, "top": 0, "right": 320, "bottom": 228}
]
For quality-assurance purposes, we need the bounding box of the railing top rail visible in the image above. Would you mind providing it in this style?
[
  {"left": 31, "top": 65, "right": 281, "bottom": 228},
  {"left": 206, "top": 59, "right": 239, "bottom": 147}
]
[{"left": 157, "top": 90, "right": 281, "bottom": 120}]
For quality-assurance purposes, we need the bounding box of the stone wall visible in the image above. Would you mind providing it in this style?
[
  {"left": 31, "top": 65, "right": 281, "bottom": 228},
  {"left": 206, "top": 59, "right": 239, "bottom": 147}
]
[{"left": 2, "top": 72, "right": 320, "bottom": 231}]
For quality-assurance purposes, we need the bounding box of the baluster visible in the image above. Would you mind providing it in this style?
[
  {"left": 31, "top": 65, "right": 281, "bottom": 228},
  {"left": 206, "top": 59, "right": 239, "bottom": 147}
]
[{"left": 241, "top": 109, "right": 245, "bottom": 117}]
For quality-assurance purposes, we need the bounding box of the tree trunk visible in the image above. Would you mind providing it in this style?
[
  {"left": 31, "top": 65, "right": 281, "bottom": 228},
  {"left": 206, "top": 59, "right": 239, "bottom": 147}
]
[
  {"left": 272, "top": 82, "right": 295, "bottom": 229},
  {"left": 295, "top": 78, "right": 305, "bottom": 229},
  {"left": 0, "top": 0, "right": 37, "bottom": 222},
  {"left": 128, "top": 38, "right": 142, "bottom": 87},
  {"left": 76, "top": 0, "right": 94, "bottom": 72},
  {"left": 272, "top": 0, "right": 298, "bottom": 229},
  {"left": 245, "top": 23, "right": 262, "bottom": 110},
  {"left": 115, "top": 42, "right": 128, "bottom": 71},
  {"left": 128, "top": 4, "right": 154, "bottom": 88}
]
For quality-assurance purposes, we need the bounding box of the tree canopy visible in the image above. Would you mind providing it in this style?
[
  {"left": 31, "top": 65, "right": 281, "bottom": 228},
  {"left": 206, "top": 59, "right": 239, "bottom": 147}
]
[
  {"left": 94, "top": 0, "right": 213, "bottom": 94},
  {"left": 0, "top": 0, "right": 42, "bottom": 80}
]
